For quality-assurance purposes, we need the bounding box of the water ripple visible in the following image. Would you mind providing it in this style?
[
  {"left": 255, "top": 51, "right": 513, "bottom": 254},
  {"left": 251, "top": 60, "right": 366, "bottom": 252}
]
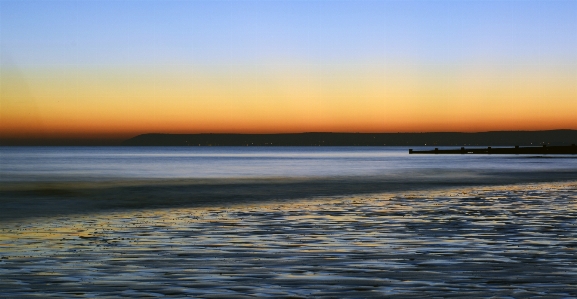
[{"left": 1, "top": 182, "right": 577, "bottom": 297}]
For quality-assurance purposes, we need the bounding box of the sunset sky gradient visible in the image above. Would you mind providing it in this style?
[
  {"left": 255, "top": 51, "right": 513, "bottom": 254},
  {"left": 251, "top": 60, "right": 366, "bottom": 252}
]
[{"left": 1, "top": 1, "right": 576, "bottom": 143}]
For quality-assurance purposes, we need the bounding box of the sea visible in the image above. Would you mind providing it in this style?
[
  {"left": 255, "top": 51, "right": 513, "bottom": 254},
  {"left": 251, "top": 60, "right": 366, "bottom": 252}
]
[
  {"left": 1, "top": 146, "right": 577, "bottom": 297},
  {"left": 2, "top": 146, "right": 577, "bottom": 182}
]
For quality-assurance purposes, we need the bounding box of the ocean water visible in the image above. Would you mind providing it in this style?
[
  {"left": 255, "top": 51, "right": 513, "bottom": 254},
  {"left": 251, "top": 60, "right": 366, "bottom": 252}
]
[
  {"left": 2, "top": 147, "right": 577, "bottom": 297},
  {"left": 2, "top": 146, "right": 577, "bottom": 182},
  {"left": 2, "top": 146, "right": 577, "bottom": 220}
]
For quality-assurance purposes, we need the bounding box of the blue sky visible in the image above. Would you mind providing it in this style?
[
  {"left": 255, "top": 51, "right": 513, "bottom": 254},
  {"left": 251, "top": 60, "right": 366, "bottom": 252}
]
[{"left": 2, "top": 0, "right": 576, "bottom": 67}]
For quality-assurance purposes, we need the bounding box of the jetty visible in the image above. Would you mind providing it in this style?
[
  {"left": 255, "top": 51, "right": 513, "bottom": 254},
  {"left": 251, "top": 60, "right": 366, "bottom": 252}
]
[{"left": 409, "top": 144, "right": 577, "bottom": 155}]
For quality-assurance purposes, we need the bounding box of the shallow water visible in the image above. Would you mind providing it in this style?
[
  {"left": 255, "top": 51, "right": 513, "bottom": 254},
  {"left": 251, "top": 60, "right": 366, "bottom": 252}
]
[
  {"left": 2, "top": 146, "right": 577, "bottom": 221},
  {"left": 1, "top": 182, "right": 577, "bottom": 298}
]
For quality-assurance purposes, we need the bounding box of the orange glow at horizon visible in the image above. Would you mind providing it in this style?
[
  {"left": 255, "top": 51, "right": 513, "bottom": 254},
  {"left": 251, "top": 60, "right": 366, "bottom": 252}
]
[{"left": 1, "top": 63, "right": 576, "bottom": 140}]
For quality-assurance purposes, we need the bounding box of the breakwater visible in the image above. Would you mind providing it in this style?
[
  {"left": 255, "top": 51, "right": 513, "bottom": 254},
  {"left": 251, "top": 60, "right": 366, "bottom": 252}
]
[{"left": 410, "top": 144, "right": 577, "bottom": 154}]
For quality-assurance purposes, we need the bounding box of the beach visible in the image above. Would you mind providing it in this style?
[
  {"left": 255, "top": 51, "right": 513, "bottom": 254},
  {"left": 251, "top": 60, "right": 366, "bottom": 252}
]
[
  {"left": 2, "top": 181, "right": 577, "bottom": 298},
  {"left": 4, "top": 0, "right": 577, "bottom": 296}
]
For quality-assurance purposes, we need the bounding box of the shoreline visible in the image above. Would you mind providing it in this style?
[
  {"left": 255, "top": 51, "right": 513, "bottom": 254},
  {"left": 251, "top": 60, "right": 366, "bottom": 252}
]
[
  {"left": 1, "top": 181, "right": 577, "bottom": 297},
  {"left": 2, "top": 170, "right": 577, "bottom": 222}
]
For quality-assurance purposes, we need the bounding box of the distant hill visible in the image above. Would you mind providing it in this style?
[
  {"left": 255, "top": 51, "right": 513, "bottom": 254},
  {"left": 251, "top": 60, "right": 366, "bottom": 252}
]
[{"left": 122, "top": 130, "right": 577, "bottom": 146}]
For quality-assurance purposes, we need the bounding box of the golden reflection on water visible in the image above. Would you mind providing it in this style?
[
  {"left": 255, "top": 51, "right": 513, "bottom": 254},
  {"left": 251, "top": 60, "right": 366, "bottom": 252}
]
[{"left": 1, "top": 182, "right": 577, "bottom": 297}]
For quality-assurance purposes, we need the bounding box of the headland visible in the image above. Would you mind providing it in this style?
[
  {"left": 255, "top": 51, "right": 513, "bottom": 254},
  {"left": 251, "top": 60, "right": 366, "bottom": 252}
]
[{"left": 122, "top": 130, "right": 577, "bottom": 146}]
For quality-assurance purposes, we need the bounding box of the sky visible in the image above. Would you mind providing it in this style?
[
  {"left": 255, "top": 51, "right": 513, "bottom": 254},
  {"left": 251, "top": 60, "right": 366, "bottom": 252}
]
[{"left": 1, "top": 0, "right": 576, "bottom": 143}]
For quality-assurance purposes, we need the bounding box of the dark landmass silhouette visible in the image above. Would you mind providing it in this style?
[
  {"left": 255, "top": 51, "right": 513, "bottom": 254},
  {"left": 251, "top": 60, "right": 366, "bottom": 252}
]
[{"left": 122, "top": 130, "right": 577, "bottom": 146}]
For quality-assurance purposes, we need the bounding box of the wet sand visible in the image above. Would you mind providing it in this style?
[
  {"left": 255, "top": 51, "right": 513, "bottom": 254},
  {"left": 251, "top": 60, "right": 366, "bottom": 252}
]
[{"left": 1, "top": 181, "right": 577, "bottom": 297}]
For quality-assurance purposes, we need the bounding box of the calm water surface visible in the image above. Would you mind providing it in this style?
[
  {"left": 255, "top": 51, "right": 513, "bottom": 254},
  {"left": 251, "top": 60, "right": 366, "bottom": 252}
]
[
  {"left": 2, "top": 146, "right": 577, "bottom": 221},
  {"left": 2, "top": 147, "right": 577, "bottom": 297},
  {"left": 2, "top": 146, "right": 576, "bottom": 182}
]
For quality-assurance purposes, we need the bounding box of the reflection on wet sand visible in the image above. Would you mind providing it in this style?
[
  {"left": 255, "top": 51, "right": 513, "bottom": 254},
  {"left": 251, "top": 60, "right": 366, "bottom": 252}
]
[{"left": 1, "top": 182, "right": 577, "bottom": 297}]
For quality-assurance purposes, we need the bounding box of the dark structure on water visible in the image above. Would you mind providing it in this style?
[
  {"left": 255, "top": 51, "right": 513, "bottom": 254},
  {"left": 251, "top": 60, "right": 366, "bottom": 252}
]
[{"left": 409, "top": 144, "right": 577, "bottom": 155}]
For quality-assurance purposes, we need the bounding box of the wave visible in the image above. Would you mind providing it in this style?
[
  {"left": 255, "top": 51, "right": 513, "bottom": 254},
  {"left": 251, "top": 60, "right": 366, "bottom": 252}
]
[{"left": 2, "top": 169, "right": 577, "bottom": 222}]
